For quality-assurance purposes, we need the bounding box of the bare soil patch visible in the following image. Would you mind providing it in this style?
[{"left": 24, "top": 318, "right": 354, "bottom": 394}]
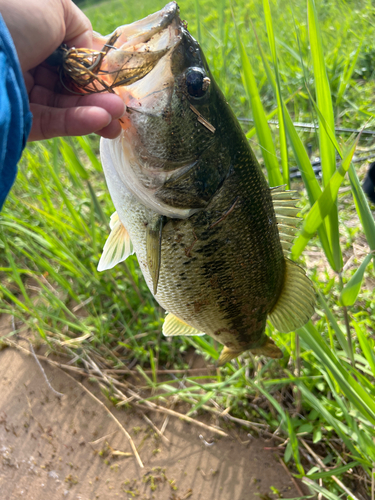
[{"left": 0, "top": 335, "right": 306, "bottom": 500}]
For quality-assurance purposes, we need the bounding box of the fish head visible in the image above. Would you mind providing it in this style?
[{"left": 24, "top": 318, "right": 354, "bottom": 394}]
[{"left": 99, "top": 2, "right": 234, "bottom": 219}]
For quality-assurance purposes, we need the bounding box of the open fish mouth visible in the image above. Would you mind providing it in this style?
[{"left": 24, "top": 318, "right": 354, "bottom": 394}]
[
  {"left": 60, "top": 2, "right": 182, "bottom": 94},
  {"left": 61, "top": 2, "right": 217, "bottom": 220}
]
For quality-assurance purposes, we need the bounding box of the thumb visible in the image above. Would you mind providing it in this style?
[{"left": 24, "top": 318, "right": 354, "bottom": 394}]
[{"left": 62, "top": 0, "right": 93, "bottom": 49}]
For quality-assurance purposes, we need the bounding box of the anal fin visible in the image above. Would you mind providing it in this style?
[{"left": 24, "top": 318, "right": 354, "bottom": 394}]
[
  {"left": 146, "top": 215, "right": 165, "bottom": 295},
  {"left": 269, "top": 259, "right": 316, "bottom": 332},
  {"left": 163, "top": 313, "right": 205, "bottom": 337},
  {"left": 250, "top": 337, "right": 283, "bottom": 358}
]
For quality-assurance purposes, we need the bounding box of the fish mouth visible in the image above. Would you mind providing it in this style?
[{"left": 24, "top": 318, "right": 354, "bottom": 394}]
[
  {"left": 92, "top": 2, "right": 182, "bottom": 89},
  {"left": 100, "top": 4, "right": 208, "bottom": 220}
]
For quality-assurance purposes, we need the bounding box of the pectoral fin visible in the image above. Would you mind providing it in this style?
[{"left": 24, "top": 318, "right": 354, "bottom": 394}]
[
  {"left": 268, "top": 258, "right": 316, "bottom": 332},
  {"left": 146, "top": 215, "right": 165, "bottom": 295},
  {"left": 97, "top": 212, "right": 134, "bottom": 272},
  {"left": 163, "top": 313, "right": 205, "bottom": 337}
]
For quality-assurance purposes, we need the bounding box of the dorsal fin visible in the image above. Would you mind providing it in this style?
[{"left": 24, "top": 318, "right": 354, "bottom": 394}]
[
  {"left": 268, "top": 258, "right": 315, "bottom": 332},
  {"left": 97, "top": 212, "right": 134, "bottom": 271},
  {"left": 163, "top": 313, "right": 205, "bottom": 337},
  {"left": 271, "top": 185, "right": 301, "bottom": 254}
]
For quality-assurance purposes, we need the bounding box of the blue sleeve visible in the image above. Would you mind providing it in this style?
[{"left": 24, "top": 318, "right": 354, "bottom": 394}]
[{"left": 0, "top": 14, "right": 33, "bottom": 211}]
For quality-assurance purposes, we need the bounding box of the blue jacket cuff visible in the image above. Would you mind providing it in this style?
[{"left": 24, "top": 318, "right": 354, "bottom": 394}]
[{"left": 0, "top": 14, "right": 33, "bottom": 211}]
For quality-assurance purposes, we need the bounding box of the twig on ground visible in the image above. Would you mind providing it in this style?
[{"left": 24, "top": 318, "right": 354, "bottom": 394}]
[
  {"left": 142, "top": 413, "right": 170, "bottom": 444},
  {"left": 62, "top": 370, "right": 144, "bottom": 469},
  {"left": 278, "top": 456, "right": 304, "bottom": 496},
  {"left": 89, "top": 431, "right": 117, "bottom": 445},
  {"left": 28, "top": 341, "right": 64, "bottom": 397},
  {"left": 105, "top": 367, "right": 216, "bottom": 375},
  {"left": 301, "top": 438, "right": 360, "bottom": 500},
  {"left": 6, "top": 337, "right": 64, "bottom": 398},
  {"left": 133, "top": 401, "right": 228, "bottom": 437}
]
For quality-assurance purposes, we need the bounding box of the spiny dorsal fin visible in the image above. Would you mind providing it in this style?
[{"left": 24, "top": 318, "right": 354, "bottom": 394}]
[
  {"left": 268, "top": 258, "right": 315, "bottom": 332},
  {"left": 146, "top": 215, "right": 165, "bottom": 295},
  {"left": 163, "top": 313, "right": 205, "bottom": 337},
  {"left": 97, "top": 212, "right": 134, "bottom": 272},
  {"left": 271, "top": 185, "right": 301, "bottom": 254}
]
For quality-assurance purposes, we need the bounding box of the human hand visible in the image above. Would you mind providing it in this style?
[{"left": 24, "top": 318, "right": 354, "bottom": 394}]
[{"left": 1, "top": 0, "right": 125, "bottom": 141}]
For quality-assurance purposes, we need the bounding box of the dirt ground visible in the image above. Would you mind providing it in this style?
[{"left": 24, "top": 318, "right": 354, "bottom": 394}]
[{"left": 0, "top": 342, "right": 307, "bottom": 500}]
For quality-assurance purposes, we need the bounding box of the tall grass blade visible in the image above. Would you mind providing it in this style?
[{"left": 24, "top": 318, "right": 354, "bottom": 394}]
[
  {"left": 308, "top": 0, "right": 342, "bottom": 271},
  {"left": 194, "top": 0, "right": 201, "bottom": 43},
  {"left": 340, "top": 253, "right": 373, "bottom": 306},
  {"left": 302, "top": 478, "right": 344, "bottom": 500},
  {"left": 298, "top": 322, "right": 375, "bottom": 428},
  {"left": 75, "top": 136, "right": 102, "bottom": 172},
  {"left": 251, "top": 22, "right": 336, "bottom": 268},
  {"left": 262, "top": 0, "right": 289, "bottom": 187},
  {"left": 232, "top": 12, "right": 283, "bottom": 187},
  {"left": 348, "top": 164, "right": 375, "bottom": 252},
  {"left": 352, "top": 320, "right": 375, "bottom": 378},
  {"left": 59, "top": 139, "right": 88, "bottom": 186},
  {"left": 306, "top": 462, "right": 359, "bottom": 480},
  {"left": 292, "top": 140, "right": 356, "bottom": 258},
  {"left": 336, "top": 43, "right": 362, "bottom": 107},
  {"left": 316, "top": 289, "right": 349, "bottom": 356}
]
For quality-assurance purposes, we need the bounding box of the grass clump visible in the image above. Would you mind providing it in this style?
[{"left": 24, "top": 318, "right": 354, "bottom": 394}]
[{"left": 1, "top": 0, "right": 375, "bottom": 498}]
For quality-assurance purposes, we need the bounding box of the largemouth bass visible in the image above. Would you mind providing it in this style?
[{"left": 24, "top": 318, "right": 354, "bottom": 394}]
[{"left": 90, "top": 2, "right": 315, "bottom": 364}]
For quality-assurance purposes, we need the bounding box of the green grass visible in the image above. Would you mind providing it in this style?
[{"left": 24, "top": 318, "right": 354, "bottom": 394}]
[{"left": 2, "top": 0, "right": 375, "bottom": 497}]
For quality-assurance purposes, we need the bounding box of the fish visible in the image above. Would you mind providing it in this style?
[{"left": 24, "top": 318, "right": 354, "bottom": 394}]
[{"left": 89, "top": 2, "right": 315, "bottom": 365}]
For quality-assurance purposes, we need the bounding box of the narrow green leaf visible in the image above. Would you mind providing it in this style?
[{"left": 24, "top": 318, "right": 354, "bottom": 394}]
[
  {"left": 316, "top": 289, "right": 349, "bottom": 356},
  {"left": 296, "top": 383, "right": 360, "bottom": 459},
  {"left": 286, "top": 413, "right": 304, "bottom": 475},
  {"left": 352, "top": 319, "right": 375, "bottom": 378},
  {"left": 348, "top": 164, "right": 375, "bottom": 251},
  {"left": 233, "top": 13, "right": 282, "bottom": 187},
  {"left": 292, "top": 140, "right": 356, "bottom": 258},
  {"left": 304, "top": 86, "right": 342, "bottom": 158},
  {"left": 340, "top": 253, "right": 373, "bottom": 306},
  {"left": 263, "top": 0, "right": 289, "bottom": 187},
  {"left": 194, "top": 0, "right": 201, "bottom": 42},
  {"left": 336, "top": 43, "right": 362, "bottom": 106},
  {"left": 308, "top": 0, "right": 336, "bottom": 184},
  {"left": 59, "top": 139, "right": 89, "bottom": 182},
  {"left": 44, "top": 157, "right": 89, "bottom": 235},
  {"left": 75, "top": 136, "right": 102, "bottom": 172},
  {"left": 308, "top": 0, "right": 342, "bottom": 271},
  {"left": 87, "top": 181, "right": 107, "bottom": 225},
  {"left": 187, "top": 391, "right": 214, "bottom": 416},
  {"left": 303, "top": 478, "right": 343, "bottom": 500},
  {"left": 284, "top": 441, "right": 293, "bottom": 463},
  {"left": 252, "top": 22, "right": 336, "bottom": 268},
  {"left": 298, "top": 322, "right": 375, "bottom": 427},
  {"left": 306, "top": 461, "right": 359, "bottom": 480}
]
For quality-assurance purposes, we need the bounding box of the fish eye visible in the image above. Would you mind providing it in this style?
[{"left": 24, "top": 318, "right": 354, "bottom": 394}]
[{"left": 185, "top": 68, "right": 210, "bottom": 98}]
